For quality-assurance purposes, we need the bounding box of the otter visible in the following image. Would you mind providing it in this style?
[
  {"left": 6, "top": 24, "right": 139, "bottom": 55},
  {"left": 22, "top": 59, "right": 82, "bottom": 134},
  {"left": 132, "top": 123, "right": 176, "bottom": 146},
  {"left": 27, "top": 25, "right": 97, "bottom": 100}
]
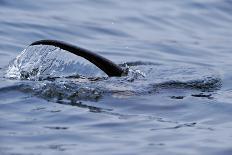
[{"left": 30, "top": 40, "right": 125, "bottom": 77}]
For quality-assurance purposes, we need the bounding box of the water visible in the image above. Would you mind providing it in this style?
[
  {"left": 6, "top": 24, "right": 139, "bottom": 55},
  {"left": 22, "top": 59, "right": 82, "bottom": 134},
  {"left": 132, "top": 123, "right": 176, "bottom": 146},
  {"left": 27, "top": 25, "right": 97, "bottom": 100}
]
[{"left": 1, "top": 0, "right": 232, "bottom": 154}]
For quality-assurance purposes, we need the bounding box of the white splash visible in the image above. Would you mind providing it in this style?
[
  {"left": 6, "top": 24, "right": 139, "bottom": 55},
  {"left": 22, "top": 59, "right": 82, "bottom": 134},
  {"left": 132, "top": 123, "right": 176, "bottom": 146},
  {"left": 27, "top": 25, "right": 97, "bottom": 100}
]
[{"left": 5, "top": 45, "right": 107, "bottom": 80}]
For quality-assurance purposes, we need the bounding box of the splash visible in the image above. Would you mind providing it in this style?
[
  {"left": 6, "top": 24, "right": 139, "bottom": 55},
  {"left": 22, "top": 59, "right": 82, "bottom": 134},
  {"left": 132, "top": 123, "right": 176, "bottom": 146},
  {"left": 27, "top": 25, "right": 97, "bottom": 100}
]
[
  {"left": 3, "top": 45, "right": 221, "bottom": 103},
  {"left": 5, "top": 45, "right": 107, "bottom": 80}
]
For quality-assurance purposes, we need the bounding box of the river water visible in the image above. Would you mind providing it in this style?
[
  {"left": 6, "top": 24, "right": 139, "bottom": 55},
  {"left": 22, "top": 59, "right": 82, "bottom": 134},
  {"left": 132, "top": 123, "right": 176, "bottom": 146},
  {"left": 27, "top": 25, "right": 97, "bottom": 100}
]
[{"left": 0, "top": 0, "right": 232, "bottom": 155}]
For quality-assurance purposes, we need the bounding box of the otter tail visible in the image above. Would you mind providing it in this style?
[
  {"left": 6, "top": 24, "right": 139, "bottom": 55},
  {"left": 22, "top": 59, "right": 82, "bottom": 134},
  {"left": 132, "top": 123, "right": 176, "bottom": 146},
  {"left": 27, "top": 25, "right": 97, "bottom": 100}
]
[{"left": 30, "top": 40, "right": 124, "bottom": 77}]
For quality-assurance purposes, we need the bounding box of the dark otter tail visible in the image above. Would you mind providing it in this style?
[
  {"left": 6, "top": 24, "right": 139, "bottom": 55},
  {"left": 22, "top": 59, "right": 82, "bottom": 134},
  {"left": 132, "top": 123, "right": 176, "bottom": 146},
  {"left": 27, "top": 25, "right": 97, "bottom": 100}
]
[{"left": 30, "top": 40, "right": 124, "bottom": 77}]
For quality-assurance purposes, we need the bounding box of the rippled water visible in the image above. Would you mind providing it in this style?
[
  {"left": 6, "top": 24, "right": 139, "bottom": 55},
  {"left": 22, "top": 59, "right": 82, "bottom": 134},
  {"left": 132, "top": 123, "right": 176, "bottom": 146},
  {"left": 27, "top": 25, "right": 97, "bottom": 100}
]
[{"left": 1, "top": 0, "right": 232, "bottom": 154}]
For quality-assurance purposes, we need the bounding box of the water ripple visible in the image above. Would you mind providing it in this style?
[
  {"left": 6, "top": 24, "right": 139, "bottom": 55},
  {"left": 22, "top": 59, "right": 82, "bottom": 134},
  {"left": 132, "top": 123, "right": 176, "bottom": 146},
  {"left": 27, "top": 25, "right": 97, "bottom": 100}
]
[{"left": 1, "top": 0, "right": 232, "bottom": 154}]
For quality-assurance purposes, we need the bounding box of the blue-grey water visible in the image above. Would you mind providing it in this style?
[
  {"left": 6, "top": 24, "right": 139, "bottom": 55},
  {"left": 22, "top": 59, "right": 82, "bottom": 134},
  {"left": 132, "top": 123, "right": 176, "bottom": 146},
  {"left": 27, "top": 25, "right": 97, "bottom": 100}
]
[{"left": 1, "top": 0, "right": 232, "bottom": 154}]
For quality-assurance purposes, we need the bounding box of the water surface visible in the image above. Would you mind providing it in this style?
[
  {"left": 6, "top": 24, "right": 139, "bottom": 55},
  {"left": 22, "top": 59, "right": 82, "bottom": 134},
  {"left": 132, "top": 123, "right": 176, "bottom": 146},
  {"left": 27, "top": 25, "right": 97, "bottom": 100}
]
[{"left": 1, "top": 0, "right": 232, "bottom": 155}]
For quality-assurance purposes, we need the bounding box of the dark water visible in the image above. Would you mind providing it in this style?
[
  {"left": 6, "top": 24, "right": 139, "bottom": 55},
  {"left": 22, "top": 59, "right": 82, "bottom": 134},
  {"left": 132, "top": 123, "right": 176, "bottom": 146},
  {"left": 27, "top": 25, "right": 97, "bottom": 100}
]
[{"left": 1, "top": 0, "right": 232, "bottom": 154}]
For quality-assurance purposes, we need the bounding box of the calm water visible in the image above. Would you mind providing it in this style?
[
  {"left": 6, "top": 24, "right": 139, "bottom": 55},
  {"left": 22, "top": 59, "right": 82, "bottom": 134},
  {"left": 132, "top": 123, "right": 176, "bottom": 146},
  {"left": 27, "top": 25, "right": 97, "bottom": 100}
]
[{"left": 1, "top": 0, "right": 232, "bottom": 154}]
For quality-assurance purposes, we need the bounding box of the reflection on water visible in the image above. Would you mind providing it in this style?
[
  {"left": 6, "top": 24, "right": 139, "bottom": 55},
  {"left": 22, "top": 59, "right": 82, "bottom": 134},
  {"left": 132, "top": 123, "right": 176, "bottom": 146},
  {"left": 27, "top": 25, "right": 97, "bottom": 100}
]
[{"left": 1, "top": 0, "right": 232, "bottom": 155}]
